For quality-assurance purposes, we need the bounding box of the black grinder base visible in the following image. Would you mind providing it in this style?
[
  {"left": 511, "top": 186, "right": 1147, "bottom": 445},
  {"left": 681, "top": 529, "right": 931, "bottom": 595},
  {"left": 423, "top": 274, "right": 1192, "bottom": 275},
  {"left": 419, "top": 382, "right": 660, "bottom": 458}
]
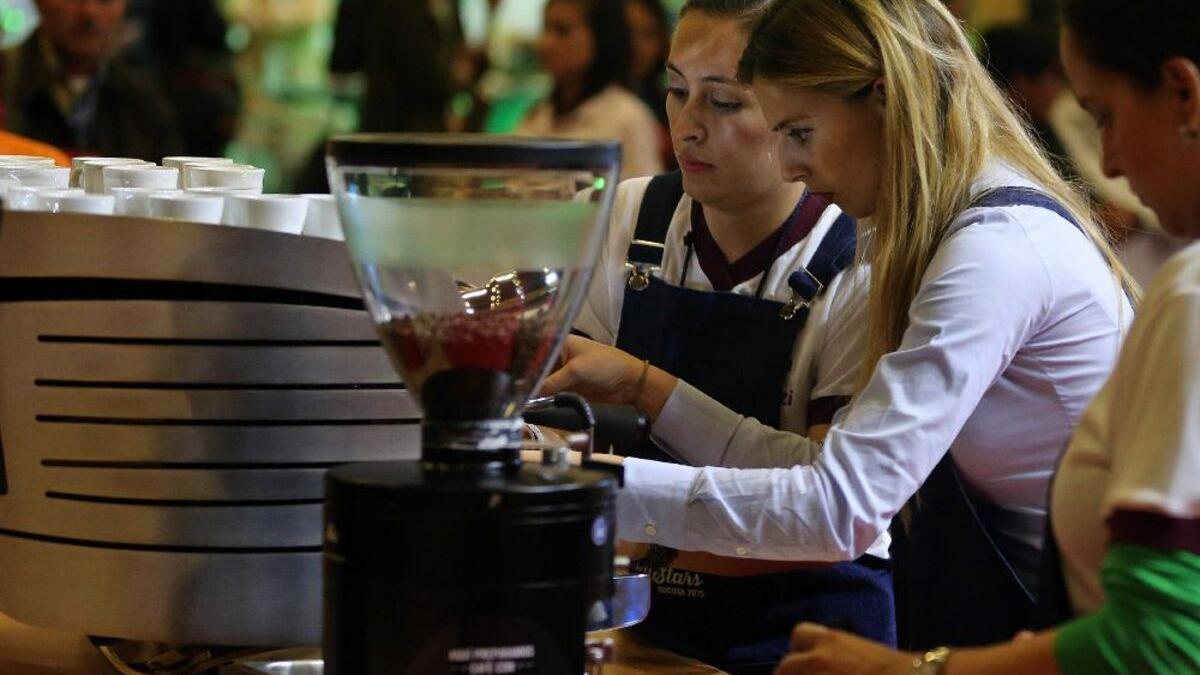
[{"left": 324, "top": 460, "right": 617, "bottom": 675}]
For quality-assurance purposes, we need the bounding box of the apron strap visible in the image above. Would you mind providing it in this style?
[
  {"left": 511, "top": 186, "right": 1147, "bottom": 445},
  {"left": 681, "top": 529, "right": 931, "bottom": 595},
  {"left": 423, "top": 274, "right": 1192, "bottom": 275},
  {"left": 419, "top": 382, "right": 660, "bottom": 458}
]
[
  {"left": 627, "top": 171, "right": 685, "bottom": 268},
  {"left": 971, "top": 185, "right": 1137, "bottom": 304},
  {"left": 970, "top": 186, "right": 1081, "bottom": 230},
  {"left": 779, "top": 212, "right": 857, "bottom": 320}
]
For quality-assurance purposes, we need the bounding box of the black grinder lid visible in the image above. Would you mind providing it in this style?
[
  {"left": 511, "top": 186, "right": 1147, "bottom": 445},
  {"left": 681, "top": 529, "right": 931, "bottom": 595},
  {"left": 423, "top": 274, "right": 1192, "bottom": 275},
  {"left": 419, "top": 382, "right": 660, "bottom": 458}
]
[
  {"left": 326, "top": 134, "right": 621, "bottom": 171},
  {"left": 326, "top": 461, "right": 617, "bottom": 518}
]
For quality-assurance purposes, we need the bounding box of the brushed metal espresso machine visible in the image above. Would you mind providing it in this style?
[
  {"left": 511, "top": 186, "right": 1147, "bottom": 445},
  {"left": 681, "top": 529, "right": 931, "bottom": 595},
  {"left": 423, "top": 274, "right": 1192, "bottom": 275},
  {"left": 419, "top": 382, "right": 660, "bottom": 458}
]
[{"left": 0, "top": 136, "right": 646, "bottom": 674}]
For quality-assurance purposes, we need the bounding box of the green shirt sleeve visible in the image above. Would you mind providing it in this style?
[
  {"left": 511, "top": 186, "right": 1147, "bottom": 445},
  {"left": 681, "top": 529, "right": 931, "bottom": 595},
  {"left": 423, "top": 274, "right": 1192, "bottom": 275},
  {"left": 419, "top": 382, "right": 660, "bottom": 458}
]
[{"left": 1055, "top": 544, "right": 1200, "bottom": 674}]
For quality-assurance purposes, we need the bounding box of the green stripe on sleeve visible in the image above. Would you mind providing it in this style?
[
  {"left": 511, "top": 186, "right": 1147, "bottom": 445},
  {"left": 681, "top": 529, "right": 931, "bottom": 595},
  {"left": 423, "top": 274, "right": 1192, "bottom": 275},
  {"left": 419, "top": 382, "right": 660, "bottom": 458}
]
[{"left": 1055, "top": 544, "right": 1200, "bottom": 674}]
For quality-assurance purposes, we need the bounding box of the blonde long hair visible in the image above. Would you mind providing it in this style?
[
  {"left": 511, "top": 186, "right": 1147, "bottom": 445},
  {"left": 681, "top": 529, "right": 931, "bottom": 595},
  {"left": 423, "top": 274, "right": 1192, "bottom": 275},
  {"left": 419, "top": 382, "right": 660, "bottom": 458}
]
[{"left": 740, "top": 0, "right": 1138, "bottom": 381}]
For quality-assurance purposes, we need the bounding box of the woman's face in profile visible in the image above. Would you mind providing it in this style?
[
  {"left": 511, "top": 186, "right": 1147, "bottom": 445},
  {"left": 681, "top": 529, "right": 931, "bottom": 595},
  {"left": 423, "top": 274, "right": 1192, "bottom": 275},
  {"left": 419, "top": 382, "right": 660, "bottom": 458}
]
[
  {"left": 754, "top": 80, "right": 885, "bottom": 220},
  {"left": 1061, "top": 28, "right": 1200, "bottom": 236}
]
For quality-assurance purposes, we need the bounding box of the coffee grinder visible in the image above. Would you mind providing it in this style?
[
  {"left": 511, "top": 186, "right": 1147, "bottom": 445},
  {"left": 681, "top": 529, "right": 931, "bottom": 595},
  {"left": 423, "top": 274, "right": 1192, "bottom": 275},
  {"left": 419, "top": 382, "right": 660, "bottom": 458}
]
[{"left": 323, "top": 135, "right": 622, "bottom": 675}]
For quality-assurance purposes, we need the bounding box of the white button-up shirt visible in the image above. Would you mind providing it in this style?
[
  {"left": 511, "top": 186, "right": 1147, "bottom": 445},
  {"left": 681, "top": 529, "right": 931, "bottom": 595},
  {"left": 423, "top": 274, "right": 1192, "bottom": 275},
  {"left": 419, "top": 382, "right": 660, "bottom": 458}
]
[{"left": 616, "top": 164, "right": 1133, "bottom": 566}]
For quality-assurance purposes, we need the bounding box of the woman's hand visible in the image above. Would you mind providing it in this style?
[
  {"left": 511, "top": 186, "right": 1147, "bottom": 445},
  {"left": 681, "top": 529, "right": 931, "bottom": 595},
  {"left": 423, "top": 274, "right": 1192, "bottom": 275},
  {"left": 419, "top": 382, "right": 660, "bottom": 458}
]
[
  {"left": 540, "top": 336, "right": 647, "bottom": 405},
  {"left": 540, "top": 336, "right": 679, "bottom": 419},
  {"left": 775, "top": 623, "right": 914, "bottom": 675}
]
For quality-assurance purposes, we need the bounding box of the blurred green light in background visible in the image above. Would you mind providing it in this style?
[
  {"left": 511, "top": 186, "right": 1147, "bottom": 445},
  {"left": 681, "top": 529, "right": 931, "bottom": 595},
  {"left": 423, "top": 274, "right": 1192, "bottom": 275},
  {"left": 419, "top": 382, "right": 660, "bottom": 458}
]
[{"left": 1, "top": 7, "right": 25, "bottom": 35}]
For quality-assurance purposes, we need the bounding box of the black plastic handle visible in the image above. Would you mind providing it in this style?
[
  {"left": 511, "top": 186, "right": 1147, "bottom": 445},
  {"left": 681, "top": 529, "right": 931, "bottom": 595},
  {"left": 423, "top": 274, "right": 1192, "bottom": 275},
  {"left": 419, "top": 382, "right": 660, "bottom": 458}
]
[{"left": 524, "top": 403, "right": 649, "bottom": 454}]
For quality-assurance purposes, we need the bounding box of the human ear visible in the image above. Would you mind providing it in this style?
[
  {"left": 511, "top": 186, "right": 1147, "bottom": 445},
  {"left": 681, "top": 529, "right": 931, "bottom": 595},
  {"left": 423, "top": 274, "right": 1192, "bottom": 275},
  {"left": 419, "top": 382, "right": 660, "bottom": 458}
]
[
  {"left": 1161, "top": 57, "right": 1200, "bottom": 137},
  {"left": 870, "top": 78, "right": 886, "bottom": 114}
]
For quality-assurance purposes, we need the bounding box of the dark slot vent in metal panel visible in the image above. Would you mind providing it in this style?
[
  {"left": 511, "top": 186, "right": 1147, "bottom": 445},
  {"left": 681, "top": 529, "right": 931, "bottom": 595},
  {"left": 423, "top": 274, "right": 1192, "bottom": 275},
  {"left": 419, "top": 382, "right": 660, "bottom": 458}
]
[
  {"left": 0, "top": 526, "right": 322, "bottom": 554},
  {"left": 0, "top": 425, "right": 7, "bottom": 495},
  {"left": 35, "top": 380, "right": 404, "bottom": 391},
  {"left": 35, "top": 416, "right": 418, "bottom": 427},
  {"left": 44, "top": 492, "right": 324, "bottom": 507},
  {"left": 42, "top": 460, "right": 341, "bottom": 470},
  {"left": 37, "top": 336, "right": 381, "bottom": 347}
]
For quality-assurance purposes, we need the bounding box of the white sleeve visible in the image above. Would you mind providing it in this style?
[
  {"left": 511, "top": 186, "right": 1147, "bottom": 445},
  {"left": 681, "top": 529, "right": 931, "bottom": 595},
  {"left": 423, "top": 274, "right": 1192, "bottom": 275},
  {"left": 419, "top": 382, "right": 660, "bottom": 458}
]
[
  {"left": 618, "top": 108, "right": 665, "bottom": 181},
  {"left": 618, "top": 213, "right": 1051, "bottom": 561},
  {"left": 1103, "top": 284, "right": 1200, "bottom": 518},
  {"left": 808, "top": 265, "right": 870, "bottom": 403},
  {"left": 573, "top": 178, "right": 650, "bottom": 346}
]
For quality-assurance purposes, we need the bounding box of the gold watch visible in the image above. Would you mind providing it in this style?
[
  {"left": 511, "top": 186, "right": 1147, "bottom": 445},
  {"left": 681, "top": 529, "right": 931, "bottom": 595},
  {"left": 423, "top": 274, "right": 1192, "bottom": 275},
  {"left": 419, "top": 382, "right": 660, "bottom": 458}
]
[{"left": 911, "top": 646, "right": 952, "bottom": 675}]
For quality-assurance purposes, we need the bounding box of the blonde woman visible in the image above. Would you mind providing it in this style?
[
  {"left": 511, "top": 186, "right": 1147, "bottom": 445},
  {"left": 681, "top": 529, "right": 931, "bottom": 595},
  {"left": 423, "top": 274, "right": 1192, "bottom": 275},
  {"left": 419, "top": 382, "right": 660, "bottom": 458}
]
[
  {"left": 541, "top": 0, "right": 1136, "bottom": 655},
  {"left": 777, "top": 0, "right": 1200, "bottom": 673}
]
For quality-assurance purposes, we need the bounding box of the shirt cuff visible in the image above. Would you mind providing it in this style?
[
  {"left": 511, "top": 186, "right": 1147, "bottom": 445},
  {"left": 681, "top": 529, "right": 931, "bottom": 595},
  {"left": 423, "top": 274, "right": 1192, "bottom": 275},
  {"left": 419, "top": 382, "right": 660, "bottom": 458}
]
[
  {"left": 615, "top": 457, "right": 698, "bottom": 546},
  {"left": 651, "top": 380, "right": 743, "bottom": 466}
]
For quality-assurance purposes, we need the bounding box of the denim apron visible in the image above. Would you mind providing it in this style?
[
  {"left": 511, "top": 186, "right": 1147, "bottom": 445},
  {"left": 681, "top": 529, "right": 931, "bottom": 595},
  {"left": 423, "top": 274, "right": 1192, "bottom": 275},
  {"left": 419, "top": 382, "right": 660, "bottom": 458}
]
[
  {"left": 892, "top": 187, "right": 1087, "bottom": 650},
  {"left": 616, "top": 172, "right": 895, "bottom": 674}
]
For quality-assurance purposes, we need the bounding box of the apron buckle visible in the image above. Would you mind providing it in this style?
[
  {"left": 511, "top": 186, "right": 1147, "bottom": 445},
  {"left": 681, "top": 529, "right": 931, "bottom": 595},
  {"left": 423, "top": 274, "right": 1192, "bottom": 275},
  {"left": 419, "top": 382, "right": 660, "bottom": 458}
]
[
  {"left": 626, "top": 263, "right": 655, "bottom": 291},
  {"left": 779, "top": 296, "right": 811, "bottom": 320}
]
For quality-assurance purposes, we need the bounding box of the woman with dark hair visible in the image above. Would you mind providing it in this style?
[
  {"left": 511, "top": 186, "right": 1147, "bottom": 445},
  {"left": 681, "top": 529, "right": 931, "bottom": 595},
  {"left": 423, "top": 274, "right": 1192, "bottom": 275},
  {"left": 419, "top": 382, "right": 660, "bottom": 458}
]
[
  {"left": 517, "top": 0, "right": 663, "bottom": 179},
  {"left": 772, "top": 1, "right": 1200, "bottom": 673},
  {"left": 558, "top": 0, "right": 893, "bottom": 669}
]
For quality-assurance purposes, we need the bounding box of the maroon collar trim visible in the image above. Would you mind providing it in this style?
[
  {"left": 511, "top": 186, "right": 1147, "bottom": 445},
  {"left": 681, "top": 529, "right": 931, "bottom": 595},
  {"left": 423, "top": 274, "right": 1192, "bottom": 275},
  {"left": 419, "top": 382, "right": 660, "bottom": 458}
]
[
  {"left": 1108, "top": 509, "right": 1200, "bottom": 555},
  {"left": 688, "top": 192, "right": 833, "bottom": 292}
]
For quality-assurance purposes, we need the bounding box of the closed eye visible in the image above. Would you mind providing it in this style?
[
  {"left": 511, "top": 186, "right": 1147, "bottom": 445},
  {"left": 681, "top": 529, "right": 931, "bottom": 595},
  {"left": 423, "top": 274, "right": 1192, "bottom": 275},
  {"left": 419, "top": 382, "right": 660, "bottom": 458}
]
[
  {"left": 787, "top": 127, "right": 812, "bottom": 143},
  {"left": 710, "top": 96, "right": 742, "bottom": 111}
]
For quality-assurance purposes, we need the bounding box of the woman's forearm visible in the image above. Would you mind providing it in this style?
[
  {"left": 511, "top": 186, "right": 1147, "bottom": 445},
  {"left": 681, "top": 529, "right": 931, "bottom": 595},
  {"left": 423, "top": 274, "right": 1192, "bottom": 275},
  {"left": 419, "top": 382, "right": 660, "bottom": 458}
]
[
  {"left": 943, "top": 631, "right": 1061, "bottom": 675},
  {"left": 633, "top": 364, "right": 677, "bottom": 420}
]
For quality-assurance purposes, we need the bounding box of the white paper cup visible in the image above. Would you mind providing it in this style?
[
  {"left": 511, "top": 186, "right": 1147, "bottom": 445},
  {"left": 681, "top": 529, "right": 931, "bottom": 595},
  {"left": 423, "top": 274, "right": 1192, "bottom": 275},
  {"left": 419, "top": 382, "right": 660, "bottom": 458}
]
[
  {"left": 6, "top": 185, "right": 51, "bottom": 211},
  {"left": 41, "top": 190, "right": 115, "bottom": 215},
  {"left": 79, "top": 158, "right": 151, "bottom": 193},
  {"left": 71, "top": 157, "right": 146, "bottom": 189},
  {"left": 185, "top": 186, "right": 263, "bottom": 196},
  {"left": 102, "top": 165, "right": 179, "bottom": 193},
  {"left": 221, "top": 194, "right": 308, "bottom": 234},
  {"left": 148, "top": 192, "right": 225, "bottom": 224},
  {"left": 0, "top": 165, "right": 70, "bottom": 187},
  {"left": 185, "top": 164, "right": 265, "bottom": 191},
  {"left": 0, "top": 155, "right": 57, "bottom": 166},
  {"left": 163, "top": 156, "right": 235, "bottom": 186},
  {"left": 112, "top": 187, "right": 180, "bottom": 216},
  {"left": 300, "top": 194, "right": 342, "bottom": 240},
  {"left": 162, "top": 156, "right": 235, "bottom": 169}
]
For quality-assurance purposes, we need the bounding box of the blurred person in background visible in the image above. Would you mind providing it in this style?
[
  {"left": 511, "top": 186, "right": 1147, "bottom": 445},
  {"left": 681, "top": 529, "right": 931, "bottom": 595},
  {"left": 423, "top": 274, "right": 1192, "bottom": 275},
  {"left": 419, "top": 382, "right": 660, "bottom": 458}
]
[
  {"left": 984, "top": 21, "right": 1177, "bottom": 286},
  {"left": 982, "top": 23, "right": 1074, "bottom": 177},
  {"left": 126, "top": 0, "right": 239, "bottom": 158},
  {"left": 335, "top": 0, "right": 465, "bottom": 133},
  {"left": 625, "top": 0, "right": 674, "bottom": 168},
  {"left": 292, "top": 0, "right": 468, "bottom": 193},
  {"left": 1, "top": 0, "right": 182, "bottom": 160},
  {"left": 517, "top": 0, "right": 663, "bottom": 180},
  {"left": 223, "top": 0, "right": 351, "bottom": 192}
]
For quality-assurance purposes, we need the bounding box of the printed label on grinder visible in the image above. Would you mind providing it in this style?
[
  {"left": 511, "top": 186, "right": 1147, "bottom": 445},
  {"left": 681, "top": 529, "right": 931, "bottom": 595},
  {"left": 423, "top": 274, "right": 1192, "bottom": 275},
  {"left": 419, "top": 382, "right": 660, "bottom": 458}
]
[{"left": 447, "top": 644, "right": 536, "bottom": 674}]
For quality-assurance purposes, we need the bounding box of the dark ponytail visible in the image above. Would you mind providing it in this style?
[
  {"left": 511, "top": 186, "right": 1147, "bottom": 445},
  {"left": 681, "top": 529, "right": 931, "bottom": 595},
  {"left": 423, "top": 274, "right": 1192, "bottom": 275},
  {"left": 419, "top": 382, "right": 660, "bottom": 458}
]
[{"left": 1061, "top": 0, "right": 1200, "bottom": 89}]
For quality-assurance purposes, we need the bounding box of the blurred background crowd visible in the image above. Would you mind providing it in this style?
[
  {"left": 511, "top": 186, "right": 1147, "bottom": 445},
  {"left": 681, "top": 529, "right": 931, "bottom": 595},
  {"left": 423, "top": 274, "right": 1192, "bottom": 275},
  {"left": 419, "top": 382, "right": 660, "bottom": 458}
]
[{"left": 0, "top": 0, "right": 1171, "bottom": 278}]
